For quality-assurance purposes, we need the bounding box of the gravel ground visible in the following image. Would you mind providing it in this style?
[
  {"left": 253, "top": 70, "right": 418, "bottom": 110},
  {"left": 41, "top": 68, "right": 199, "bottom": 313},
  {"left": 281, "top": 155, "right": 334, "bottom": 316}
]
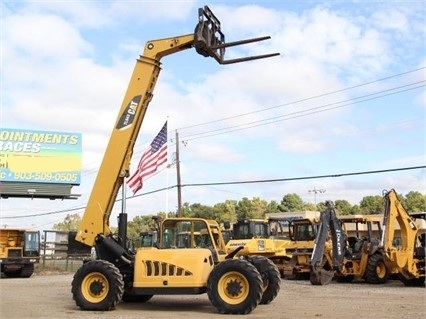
[{"left": 0, "top": 273, "right": 425, "bottom": 319}]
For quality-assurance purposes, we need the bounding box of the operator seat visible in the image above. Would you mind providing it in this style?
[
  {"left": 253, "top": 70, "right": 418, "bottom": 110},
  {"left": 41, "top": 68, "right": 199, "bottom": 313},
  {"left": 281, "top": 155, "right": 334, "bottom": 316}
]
[{"left": 347, "top": 237, "right": 358, "bottom": 250}]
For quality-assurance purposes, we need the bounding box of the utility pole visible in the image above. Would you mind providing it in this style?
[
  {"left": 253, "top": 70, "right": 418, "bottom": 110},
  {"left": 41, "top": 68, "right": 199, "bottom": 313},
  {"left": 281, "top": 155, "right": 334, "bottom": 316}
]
[
  {"left": 175, "top": 130, "right": 182, "bottom": 216},
  {"left": 308, "top": 187, "right": 326, "bottom": 212}
]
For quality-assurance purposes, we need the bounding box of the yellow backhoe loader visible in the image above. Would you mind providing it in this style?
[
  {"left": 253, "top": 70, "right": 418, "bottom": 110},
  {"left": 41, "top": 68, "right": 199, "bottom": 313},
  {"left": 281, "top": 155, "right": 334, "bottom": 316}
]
[
  {"left": 381, "top": 189, "right": 425, "bottom": 287},
  {"left": 310, "top": 202, "right": 389, "bottom": 285}
]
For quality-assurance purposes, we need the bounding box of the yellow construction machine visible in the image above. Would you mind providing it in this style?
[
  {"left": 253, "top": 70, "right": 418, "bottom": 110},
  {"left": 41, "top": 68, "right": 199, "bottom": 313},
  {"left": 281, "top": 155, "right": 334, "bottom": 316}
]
[
  {"left": 0, "top": 228, "right": 40, "bottom": 278},
  {"left": 71, "top": 6, "right": 280, "bottom": 314},
  {"left": 310, "top": 190, "right": 425, "bottom": 287},
  {"left": 280, "top": 217, "right": 319, "bottom": 279},
  {"left": 310, "top": 202, "right": 389, "bottom": 285},
  {"left": 224, "top": 218, "right": 289, "bottom": 262},
  {"left": 381, "top": 189, "right": 425, "bottom": 287},
  {"left": 223, "top": 216, "right": 317, "bottom": 279}
]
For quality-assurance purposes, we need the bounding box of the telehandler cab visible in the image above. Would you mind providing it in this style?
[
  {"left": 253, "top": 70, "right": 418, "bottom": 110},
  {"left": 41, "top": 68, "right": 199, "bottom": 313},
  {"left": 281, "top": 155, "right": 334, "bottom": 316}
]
[{"left": 71, "top": 6, "right": 279, "bottom": 314}]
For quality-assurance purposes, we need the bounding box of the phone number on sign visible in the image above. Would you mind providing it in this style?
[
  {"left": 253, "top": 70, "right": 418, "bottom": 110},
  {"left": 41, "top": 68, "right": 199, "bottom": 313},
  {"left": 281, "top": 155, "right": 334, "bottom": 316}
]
[{"left": 13, "top": 172, "right": 78, "bottom": 183}]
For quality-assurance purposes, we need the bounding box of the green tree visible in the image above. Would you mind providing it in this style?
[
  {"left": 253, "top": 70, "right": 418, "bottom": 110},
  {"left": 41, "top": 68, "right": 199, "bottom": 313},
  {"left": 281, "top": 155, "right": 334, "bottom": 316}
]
[
  {"left": 235, "top": 197, "right": 265, "bottom": 219},
  {"left": 53, "top": 213, "right": 81, "bottom": 231},
  {"left": 265, "top": 200, "right": 280, "bottom": 214},
  {"left": 316, "top": 201, "right": 326, "bottom": 212},
  {"left": 334, "top": 199, "right": 352, "bottom": 215},
  {"left": 303, "top": 202, "right": 316, "bottom": 211},
  {"left": 359, "top": 195, "right": 383, "bottom": 214},
  {"left": 349, "top": 205, "right": 361, "bottom": 215},
  {"left": 250, "top": 197, "right": 268, "bottom": 219},
  {"left": 187, "top": 203, "right": 215, "bottom": 219},
  {"left": 235, "top": 197, "right": 251, "bottom": 219},
  {"left": 279, "top": 193, "right": 304, "bottom": 212},
  {"left": 181, "top": 202, "right": 192, "bottom": 217},
  {"left": 126, "top": 215, "right": 155, "bottom": 240},
  {"left": 405, "top": 191, "right": 426, "bottom": 212},
  {"left": 213, "top": 200, "right": 237, "bottom": 223}
]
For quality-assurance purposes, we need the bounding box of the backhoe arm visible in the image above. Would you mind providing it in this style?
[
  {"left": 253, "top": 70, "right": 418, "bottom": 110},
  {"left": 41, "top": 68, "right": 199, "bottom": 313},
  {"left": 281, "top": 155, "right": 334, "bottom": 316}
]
[
  {"left": 310, "top": 201, "right": 346, "bottom": 285},
  {"left": 75, "top": 6, "right": 279, "bottom": 246},
  {"left": 381, "top": 189, "right": 419, "bottom": 273}
]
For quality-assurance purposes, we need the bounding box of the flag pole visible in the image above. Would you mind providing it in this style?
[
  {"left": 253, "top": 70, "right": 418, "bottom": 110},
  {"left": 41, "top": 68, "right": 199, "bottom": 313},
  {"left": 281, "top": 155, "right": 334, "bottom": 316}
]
[
  {"left": 165, "top": 117, "right": 170, "bottom": 218},
  {"left": 166, "top": 163, "right": 169, "bottom": 218},
  {"left": 175, "top": 129, "right": 183, "bottom": 217}
]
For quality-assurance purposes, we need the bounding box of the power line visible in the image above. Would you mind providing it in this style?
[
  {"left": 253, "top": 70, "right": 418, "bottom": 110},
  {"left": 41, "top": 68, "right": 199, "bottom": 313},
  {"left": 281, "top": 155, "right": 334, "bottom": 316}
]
[
  {"left": 124, "top": 68, "right": 424, "bottom": 164},
  {"left": 126, "top": 67, "right": 425, "bottom": 152},
  {"left": 1, "top": 205, "right": 84, "bottom": 219},
  {"left": 179, "top": 165, "right": 426, "bottom": 187},
  {"left": 3, "top": 165, "right": 424, "bottom": 219},
  {"left": 176, "top": 67, "right": 425, "bottom": 132},
  {"left": 10, "top": 69, "right": 422, "bottom": 220},
  {"left": 181, "top": 81, "right": 424, "bottom": 141}
]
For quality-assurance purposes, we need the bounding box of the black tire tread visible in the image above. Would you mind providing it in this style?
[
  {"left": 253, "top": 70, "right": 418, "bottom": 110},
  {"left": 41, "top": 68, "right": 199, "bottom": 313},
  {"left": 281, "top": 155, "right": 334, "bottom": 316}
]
[
  {"left": 207, "top": 259, "right": 262, "bottom": 314},
  {"left": 20, "top": 264, "right": 34, "bottom": 278},
  {"left": 249, "top": 256, "right": 281, "bottom": 304},
  {"left": 365, "top": 254, "right": 388, "bottom": 284},
  {"left": 71, "top": 260, "right": 124, "bottom": 311}
]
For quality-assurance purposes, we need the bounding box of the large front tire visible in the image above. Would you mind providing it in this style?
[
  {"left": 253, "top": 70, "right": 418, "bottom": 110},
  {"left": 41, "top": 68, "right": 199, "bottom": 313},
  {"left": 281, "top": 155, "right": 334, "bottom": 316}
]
[
  {"left": 207, "top": 259, "right": 263, "bottom": 314},
  {"left": 71, "top": 260, "right": 124, "bottom": 311}
]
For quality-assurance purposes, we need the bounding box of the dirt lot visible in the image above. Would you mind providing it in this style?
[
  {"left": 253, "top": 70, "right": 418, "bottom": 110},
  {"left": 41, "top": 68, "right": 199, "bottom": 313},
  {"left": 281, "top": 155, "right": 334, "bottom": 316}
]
[{"left": 0, "top": 273, "right": 425, "bottom": 319}]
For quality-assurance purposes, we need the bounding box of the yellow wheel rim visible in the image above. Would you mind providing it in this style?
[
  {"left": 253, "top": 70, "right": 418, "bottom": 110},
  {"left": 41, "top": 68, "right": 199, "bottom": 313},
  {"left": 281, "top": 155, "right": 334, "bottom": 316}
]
[
  {"left": 376, "top": 262, "right": 387, "bottom": 279},
  {"left": 81, "top": 272, "right": 109, "bottom": 303},
  {"left": 217, "top": 271, "right": 249, "bottom": 305}
]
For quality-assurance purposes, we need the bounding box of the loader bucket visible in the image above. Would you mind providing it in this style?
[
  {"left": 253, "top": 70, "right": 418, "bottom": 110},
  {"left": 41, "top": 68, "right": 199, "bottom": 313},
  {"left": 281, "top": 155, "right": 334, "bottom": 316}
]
[{"left": 309, "top": 268, "right": 334, "bottom": 285}]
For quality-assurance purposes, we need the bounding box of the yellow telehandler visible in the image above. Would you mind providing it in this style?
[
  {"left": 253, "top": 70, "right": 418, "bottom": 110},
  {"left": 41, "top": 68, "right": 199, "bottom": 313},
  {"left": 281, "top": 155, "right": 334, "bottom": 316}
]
[{"left": 71, "top": 6, "right": 280, "bottom": 314}]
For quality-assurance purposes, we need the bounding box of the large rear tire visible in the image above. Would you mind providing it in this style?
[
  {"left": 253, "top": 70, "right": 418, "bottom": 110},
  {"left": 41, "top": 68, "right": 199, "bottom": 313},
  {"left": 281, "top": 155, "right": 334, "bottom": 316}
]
[
  {"left": 365, "top": 254, "right": 388, "bottom": 284},
  {"left": 248, "top": 256, "right": 281, "bottom": 304},
  {"left": 3, "top": 264, "right": 34, "bottom": 278},
  {"left": 71, "top": 260, "right": 124, "bottom": 311},
  {"left": 207, "top": 259, "right": 262, "bottom": 314},
  {"left": 20, "top": 264, "right": 34, "bottom": 278}
]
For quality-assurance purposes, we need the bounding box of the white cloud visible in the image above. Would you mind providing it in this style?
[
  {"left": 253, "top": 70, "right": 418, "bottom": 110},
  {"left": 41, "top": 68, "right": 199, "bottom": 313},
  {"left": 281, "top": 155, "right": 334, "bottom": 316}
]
[
  {"left": 189, "top": 143, "right": 246, "bottom": 164},
  {"left": 3, "top": 13, "right": 92, "bottom": 61},
  {"left": 1, "top": 1, "right": 424, "bottom": 230}
]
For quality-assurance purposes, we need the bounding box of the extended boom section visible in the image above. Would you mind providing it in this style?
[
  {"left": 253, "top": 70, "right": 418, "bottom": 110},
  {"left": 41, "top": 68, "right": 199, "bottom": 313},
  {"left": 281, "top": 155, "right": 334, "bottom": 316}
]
[
  {"left": 71, "top": 6, "right": 280, "bottom": 315},
  {"left": 75, "top": 6, "right": 279, "bottom": 247}
]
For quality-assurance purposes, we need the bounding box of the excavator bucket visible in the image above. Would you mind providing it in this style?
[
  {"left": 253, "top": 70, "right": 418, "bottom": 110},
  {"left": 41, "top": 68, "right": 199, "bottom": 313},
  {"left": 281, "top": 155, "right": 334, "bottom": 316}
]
[
  {"left": 194, "top": 6, "right": 280, "bottom": 64},
  {"left": 309, "top": 268, "right": 334, "bottom": 286}
]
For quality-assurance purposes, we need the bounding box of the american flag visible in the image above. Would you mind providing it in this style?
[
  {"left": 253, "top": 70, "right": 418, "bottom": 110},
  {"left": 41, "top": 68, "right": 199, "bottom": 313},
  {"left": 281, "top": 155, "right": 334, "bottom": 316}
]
[{"left": 127, "top": 121, "right": 167, "bottom": 194}]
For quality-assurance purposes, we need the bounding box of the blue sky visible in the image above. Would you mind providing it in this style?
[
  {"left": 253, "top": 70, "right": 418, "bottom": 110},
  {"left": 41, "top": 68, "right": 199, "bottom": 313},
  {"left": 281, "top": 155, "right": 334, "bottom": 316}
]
[{"left": 1, "top": 0, "right": 425, "bottom": 230}]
